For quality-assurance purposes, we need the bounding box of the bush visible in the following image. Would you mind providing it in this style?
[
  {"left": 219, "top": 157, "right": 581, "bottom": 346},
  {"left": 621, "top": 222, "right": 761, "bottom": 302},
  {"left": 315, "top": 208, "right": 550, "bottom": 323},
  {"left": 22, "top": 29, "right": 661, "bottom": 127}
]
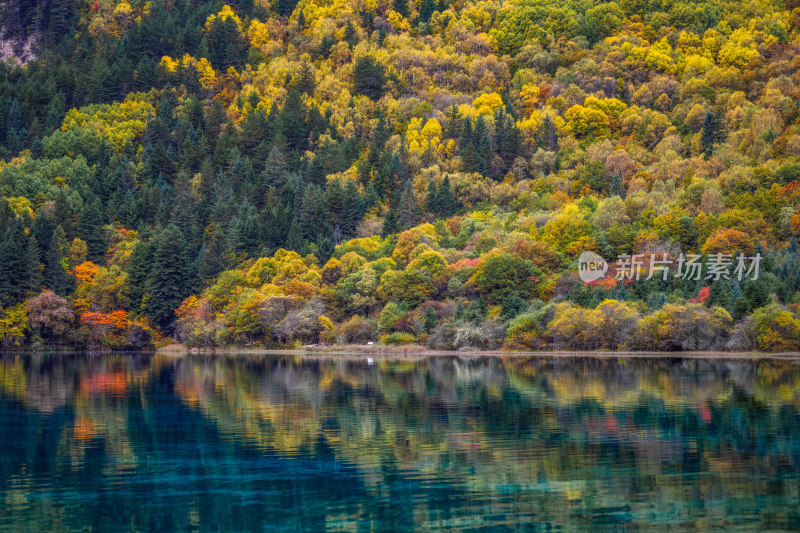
[
  {"left": 335, "top": 315, "right": 377, "bottom": 344},
  {"left": 427, "top": 321, "right": 457, "bottom": 350},
  {"left": 453, "top": 321, "right": 506, "bottom": 350},
  {"left": 25, "top": 290, "right": 75, "bottom": 342},
  {"left": 381, "top": 332, "right": 417, "bottom": 345},
  {"left": 731, "top": 304, "right": 800, "bottom": 352},
  {"left": 505, "top": 302, "right": 554, "bottom": 349},
  {"left": 473, "top": 252, "right": 537, "bottom": 302},
  {"left": 545, "top": 302, "right": 594, "bottom": 350},
  {"left": 378, "top": 301, "right": 409, "bottom": 332},
  {"left": 631, "top": 304, "right": 732, "bottom": 351},
  {"left": 501, "top": 292, "right": 529, "bottom": 319}
]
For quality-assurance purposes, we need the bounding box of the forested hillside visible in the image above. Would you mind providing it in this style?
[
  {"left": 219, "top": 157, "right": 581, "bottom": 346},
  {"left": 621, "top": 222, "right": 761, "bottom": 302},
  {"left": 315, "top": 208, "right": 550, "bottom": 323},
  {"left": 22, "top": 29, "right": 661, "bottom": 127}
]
[{"left": 0, "top": 0, "right": 799, "bottom": 350}]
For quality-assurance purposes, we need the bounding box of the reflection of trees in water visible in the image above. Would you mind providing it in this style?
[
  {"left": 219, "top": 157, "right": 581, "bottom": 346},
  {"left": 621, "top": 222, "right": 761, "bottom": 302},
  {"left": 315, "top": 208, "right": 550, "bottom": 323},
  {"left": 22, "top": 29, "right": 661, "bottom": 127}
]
[
  {"left": 3, "top": 354, "right": 800, "bottom": 530},
  {"left": 166, "top": 355, "right": 800, "bottom": 528},
  {"left": 173, "top": 355, "right": 800, "bottom": 473},
  {"left": 0, "top": 353, "right": 154, "bottom": 412}
]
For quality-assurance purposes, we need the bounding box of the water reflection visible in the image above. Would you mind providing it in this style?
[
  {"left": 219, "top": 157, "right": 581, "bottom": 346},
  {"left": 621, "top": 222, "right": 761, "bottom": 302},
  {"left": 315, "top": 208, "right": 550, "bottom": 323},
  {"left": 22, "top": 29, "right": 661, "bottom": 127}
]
[{"left": 1, "top": 353, "right": 800, "bottom": 531}]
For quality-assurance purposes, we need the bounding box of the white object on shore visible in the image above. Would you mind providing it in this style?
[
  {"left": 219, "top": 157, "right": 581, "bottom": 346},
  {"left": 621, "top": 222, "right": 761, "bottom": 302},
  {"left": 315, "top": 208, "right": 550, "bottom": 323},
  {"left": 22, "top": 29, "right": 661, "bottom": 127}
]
[
  {"left": 367, "top": 342, "right": 374, "bottom": 345},
  {"left": 367, "top": 357, "right": 374, "bottom": 365}
]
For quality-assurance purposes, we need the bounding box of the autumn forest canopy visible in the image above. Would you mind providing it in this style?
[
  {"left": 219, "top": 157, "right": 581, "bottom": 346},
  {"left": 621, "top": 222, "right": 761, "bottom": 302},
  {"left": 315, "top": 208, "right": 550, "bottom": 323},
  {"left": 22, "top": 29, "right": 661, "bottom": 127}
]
[{"left": 0, "top": 0, "right": 799, "bottom": 350}]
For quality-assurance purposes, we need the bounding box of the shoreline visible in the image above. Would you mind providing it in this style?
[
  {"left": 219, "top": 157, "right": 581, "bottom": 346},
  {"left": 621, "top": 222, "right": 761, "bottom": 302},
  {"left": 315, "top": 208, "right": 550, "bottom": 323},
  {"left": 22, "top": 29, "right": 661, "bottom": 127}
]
[{"left": 154, "top": 344, "right": 800, "bottom": 359}]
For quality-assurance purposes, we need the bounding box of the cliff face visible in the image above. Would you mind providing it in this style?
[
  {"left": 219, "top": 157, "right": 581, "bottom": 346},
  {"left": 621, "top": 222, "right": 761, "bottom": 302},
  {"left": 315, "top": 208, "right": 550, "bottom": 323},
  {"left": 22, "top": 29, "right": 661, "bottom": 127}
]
[{"left": 0, "top": 33, "right": 37, "bottom": 65}]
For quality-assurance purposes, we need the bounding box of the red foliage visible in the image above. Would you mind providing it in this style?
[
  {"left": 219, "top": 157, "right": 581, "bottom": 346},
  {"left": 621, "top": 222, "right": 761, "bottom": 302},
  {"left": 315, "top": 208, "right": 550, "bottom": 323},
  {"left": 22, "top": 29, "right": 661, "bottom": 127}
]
[
  {"left": 80, "top": 310, "right": 130, "bottom": 330},
  {"left": 450, "top": 258, "right": 480, "bottom": 270},
  {"left": 588, "top": 275, "right": 618, "bottom": 290},
  {"left": 690, "top": 286, "right": 710, "bottom": 304}
]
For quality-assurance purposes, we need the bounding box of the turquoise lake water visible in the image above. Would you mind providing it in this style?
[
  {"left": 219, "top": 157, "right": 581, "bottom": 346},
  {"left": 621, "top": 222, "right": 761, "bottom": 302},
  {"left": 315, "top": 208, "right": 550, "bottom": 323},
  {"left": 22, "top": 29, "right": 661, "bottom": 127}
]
[{"left": 1, "top": 353, "right": 800, "bottom": 531}]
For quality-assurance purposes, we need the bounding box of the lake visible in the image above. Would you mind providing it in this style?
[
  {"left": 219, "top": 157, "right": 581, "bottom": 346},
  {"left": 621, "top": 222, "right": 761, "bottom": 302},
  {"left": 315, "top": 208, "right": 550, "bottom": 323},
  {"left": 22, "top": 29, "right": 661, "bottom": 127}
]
[{"left": 1, "top": 353, "right": 800, "bottom": 531}]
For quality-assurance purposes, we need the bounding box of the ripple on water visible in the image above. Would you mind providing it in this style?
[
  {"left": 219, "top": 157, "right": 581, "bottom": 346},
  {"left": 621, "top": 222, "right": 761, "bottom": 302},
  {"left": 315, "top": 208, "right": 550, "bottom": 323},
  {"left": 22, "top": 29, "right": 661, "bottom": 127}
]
[{"left": 1, "top": 353, "right": 800, "bottom": 531}]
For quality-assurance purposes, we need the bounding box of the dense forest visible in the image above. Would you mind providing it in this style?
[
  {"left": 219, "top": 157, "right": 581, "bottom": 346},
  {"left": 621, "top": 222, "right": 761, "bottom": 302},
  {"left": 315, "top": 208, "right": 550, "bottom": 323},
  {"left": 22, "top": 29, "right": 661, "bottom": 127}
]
[{"left": 0, "top": 0, "right": 799, "bottom": 350}]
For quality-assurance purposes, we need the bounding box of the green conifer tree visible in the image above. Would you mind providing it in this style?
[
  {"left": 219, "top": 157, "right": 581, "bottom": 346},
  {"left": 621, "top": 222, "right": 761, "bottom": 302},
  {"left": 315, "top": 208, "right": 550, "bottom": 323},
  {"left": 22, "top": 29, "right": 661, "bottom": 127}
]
[{"left": 144, "top": 225, "right": 188, "bottom": 330}]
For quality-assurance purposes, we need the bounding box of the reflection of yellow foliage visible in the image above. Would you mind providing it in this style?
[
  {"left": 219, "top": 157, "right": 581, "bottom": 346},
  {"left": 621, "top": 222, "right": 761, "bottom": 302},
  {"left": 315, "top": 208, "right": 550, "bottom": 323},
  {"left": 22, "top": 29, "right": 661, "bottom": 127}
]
[{"left": 0, "top": 358, "right": 26, "bottom": 399}]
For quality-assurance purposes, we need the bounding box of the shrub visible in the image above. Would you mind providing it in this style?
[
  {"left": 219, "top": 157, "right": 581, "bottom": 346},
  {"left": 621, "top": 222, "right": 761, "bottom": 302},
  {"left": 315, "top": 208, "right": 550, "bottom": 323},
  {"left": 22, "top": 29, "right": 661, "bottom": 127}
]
[
  {"left": 378, "top": 301, "right": 409, "bottom": 332},
  {"left": 25, "top": 290, "right": 75, "bottom": 342},
  {"left": 381, "top": 332, "right": 417, "bottom": 345},
  {"left": 473, "top": 251, "right": 537, "bottom": 302},
  {"left": 336, "top": 315, "right": 378, "bottom": 344},
  {"left": 453, "top": 321, "right": 506, "bottom": 350},
  {"left": 734, "top": 305, "right": 800, "bottom": 352},
  {"left": 427, "top": 321, "right": 458, "bottom": 350},
  {"left": 631, "top": 304, "right": 732, "bottom": 351}
]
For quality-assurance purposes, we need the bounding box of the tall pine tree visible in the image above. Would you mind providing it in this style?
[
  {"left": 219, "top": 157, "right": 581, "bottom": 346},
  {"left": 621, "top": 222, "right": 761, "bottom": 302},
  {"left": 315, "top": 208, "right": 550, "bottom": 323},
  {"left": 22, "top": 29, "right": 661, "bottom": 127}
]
[{"left": 144, "top": 225, "right": 188, "bottom": 330}]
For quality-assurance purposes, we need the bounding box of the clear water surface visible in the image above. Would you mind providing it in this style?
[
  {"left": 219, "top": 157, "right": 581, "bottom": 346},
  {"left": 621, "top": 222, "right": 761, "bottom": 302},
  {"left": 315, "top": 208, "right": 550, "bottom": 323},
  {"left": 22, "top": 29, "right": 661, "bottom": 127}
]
[{"left": 1, "top": 353, "right": 800, "bottom": 532}]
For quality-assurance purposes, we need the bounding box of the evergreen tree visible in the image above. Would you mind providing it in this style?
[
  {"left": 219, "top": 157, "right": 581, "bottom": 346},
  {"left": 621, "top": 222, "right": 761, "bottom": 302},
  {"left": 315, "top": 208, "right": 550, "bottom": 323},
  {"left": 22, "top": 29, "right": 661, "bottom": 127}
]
[
  {"left": 501, "top": 292, "right": 528, "bottom": 319},
  {"left": 280, "top": 88, "right": 308, "bottom": 153},
  {"left": 285, "top": 220, "right": 305, "bottom": 251},
  {"left": 325, "top": 179, "right": 344, "bottom": 227},
  {"left": 0, "top": 218, "right": 39, "bottom": 306},
  {"left": 393, "top": 0, "right": 409, "bottom": 18},
  {"left": 295, "top": 61, "right": 316, "bottom": 95},
  {"left": 423, "top": 306, "right": 437, "bottom": 331},
  {"left": 198, "top": 228, "right": 232, "bottom": 284},
  {"left": 144, "top": 225, "right": 188, "bottom": 331},
  {"left": 701, "top": 112, "right": 727, "bottom": 156},
  {"left": 239, "top": 109, "right": 270, "bottom": 152},
  {"left": 436, "top": 175, "right": 457, "bottom": 217},
  {"left": 353, "top": 55, "right": 387, "bottom": 100},
  {"left": 609, "top": 171, "right": 624, "bottom": 198},
  {"left": 372, "top": 110, "right": 390, "bottom": 146},
  {"left": 128, "top": 239, "right": 152, "bottom": 315},
  {"left": 381, "top": 207, "right": 400, "bottom": 238},
  {"left": 276, "top": 0, "right": 300, "bottom": 17},
  {"left": 362, "top": 182, "right": 379, "bottom": 212},
  {"left": 298, "top": 185, "right": 330, "bottom": 240},
  {"left": 340, "top": 180, "right": 363, "bottom": 237},
  {"left": 207, "top": 14, "right": 244, "bottom": 69},
  {"left": 538, "top": 115, "right": 559, "bottom": 151},
  {"left": 263, "top": 144, "right": 288, "bottom": 189},
  {"left": 426, "top": 179, "right": 439, "bottom": 215},
  {"left": 44, "top": 225, "right": 72, "bottom": 296},
  {"left": 315, "top": 236, "right": 334, "bottom": 262},
  {"left": 494, "top": 111, "right": 521, "bottom": 175},
  {"left": 343, "top": 21, "right": 358, "bottom": 47},
  {"left": 419, "top": 0, "right": 436, "bottom": 22},
  {"left": 461, "top": 142, "right": 482, "bottom": 174},
  {"left": 444, "top": 105, "right": 461, "bottom": 139},
  {"left": 78, "top": 197, "right": 107, "bottom": 262},
  {"left": 5, "top": 99, "right": 26, "bottom": 154},
  {"left": 24, "top": 231, "right": 42, "bottom": 297},
  {"left": 399, "top": 180, "right": 420, "bottom": 229}
]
